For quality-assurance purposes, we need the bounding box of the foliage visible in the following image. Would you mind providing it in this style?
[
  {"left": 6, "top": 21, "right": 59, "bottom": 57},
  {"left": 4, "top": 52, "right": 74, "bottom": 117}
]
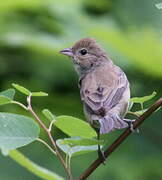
[
  {"left": 0, "top": 84, "right": 159, "bottom": 179},
  {"left": 0, "top": 113, "right": 39, "bottom": 155},
  {"left": 55, "top": 116, "right": 96, "bottom": 138},
  {"left": 0, "top": 0, "right": 162, "bottom": 94},
  {"left": 0, "top": 84, "right": 102, "bottom": 179},
  {"left": 56, "top": 137, "right": 102, "bottom": 157},
  {"left": 0, "top": 0, "right": 162, "bottom": 179},
  {"left": 156, "top": 3, "right": 162, "bottom": 9},
  {"left": 9, "top": 150, "right": 63, "bottom": 180}
]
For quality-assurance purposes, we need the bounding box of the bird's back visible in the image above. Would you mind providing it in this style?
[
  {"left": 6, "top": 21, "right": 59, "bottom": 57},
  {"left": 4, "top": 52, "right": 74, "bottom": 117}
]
[{"left": 80, "top": 59, "right": 130, "bottom": 116}]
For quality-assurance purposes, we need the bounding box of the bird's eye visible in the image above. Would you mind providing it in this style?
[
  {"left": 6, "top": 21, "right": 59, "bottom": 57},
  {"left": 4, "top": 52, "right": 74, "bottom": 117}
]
[{"left": 79, "top": 49, "right": 87, "bottom": 55}]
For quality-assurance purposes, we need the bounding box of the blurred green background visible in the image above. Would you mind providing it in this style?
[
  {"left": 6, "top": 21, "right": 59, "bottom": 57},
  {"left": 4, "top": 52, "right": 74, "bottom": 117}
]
[{"left": 0, "top": 0, "right": 162, "bottom": 179}]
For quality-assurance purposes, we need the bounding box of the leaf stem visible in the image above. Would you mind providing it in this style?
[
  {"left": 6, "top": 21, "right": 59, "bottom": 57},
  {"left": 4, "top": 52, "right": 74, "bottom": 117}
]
[
  {"left": 127, "top": 111, "right": 140, "bottom": 117},
  {"left": 49, "top": 120, "right": 56, "bottom": 132},
  {"left": 37, "top": 138, "right": 56, "bottom": 156},
  {"left": 27, "top": 94, "right": 73, "bottom": 180},
  {"left": 11, "top": 101, "right": 28, "bottom": 110}
]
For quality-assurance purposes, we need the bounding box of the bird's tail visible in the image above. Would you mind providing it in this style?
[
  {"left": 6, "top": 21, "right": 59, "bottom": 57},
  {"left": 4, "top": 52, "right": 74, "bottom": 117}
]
[{"left": 98, "top": 114, "right": 128, "bottom": 134}]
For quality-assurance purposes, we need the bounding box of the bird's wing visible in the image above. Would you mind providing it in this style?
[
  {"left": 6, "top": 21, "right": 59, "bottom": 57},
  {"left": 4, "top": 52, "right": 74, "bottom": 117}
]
[{"left": 80, "top": 63, "right": 129, "bottom": 115}]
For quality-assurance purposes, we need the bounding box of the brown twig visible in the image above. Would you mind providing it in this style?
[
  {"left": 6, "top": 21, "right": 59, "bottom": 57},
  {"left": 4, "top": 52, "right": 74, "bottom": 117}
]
[
  {"left": 27, "top": 94, "right": 73, "bottom": 180},
  {"left": 78, "top": 98, "right": 162, "bottom": 180}
]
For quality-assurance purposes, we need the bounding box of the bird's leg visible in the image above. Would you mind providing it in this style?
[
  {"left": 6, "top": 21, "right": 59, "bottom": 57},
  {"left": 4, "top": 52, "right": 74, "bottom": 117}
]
[
  {"left": 124, "top": 119, "right": 139, "bottom": 133},
  {"left": 96, "top": 128, "right": 106, "bottom": 164},
  {"left": 124, "top": 119, "right": 135, "bottom": 132},
  {"left": 112, "top": 114, "right": 139, "bottom": 133},
  {"left": 92, "top": 119, "right": 106, "bottom": 163}
]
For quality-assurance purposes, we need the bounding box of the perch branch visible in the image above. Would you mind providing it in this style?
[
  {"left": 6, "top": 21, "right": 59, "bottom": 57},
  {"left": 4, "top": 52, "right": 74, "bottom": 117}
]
[{"left": 78, "top": 97, "right": 162, "bottom": 180}]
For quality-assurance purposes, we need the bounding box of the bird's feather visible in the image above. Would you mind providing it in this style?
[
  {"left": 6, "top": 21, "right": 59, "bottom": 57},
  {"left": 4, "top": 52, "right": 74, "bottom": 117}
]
[{"left": 80, "top": 60, "right": 129, "bottom": 116}]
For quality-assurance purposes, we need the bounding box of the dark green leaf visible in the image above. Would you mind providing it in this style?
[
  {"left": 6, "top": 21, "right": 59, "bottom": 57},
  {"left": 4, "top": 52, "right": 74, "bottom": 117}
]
[
  {"left": 0, "top": 89, "right": 16, "bottom": 105},
  {"left": 0, "top": 89, "right": 15, "bottom": 100},
  {"left": 12, "top": 83, "right": 31, "bottom": 96},
  {"left": 0, "top": 113, "right": 40, "bottom": 154},
  {"left": 55, "top": 116, "right": 97, "bottom": 138}
]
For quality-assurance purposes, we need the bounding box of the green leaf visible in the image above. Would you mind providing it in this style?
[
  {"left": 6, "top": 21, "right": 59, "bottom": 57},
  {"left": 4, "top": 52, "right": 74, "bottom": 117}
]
[
  {"left": 155, "top": 107, "right": 161, "bottom": 112},
  {"left": 12, "top": 83, "right": 31, "bottom": 96},
  {"left": 130, "top": 91, "right": 157, "bottom": 104},
  {"left": 155, "top": 3, "right": 162, "bottom": 9},
  {"left": 132, "top": 106, "right": 161, "bottom": 116},
  {"left": 0, "top": 89, "right": 15, "bottom": 105},
  {"left": 42, "top": 109, "right": 55, "bottom": 122},
  {"left": 32, "top": 92, "right": 48, "bottom": 97},
  {"left": 12, "top": 83, "right": 48, "bottom": 97},
  {"left": 60, "top": 137, "right": 104, "bottom": 147},
  {"left": 56, "top": 137, "right": 100, "bottom": 157},
  {"left": 128, "top": 101, "right": 134, "bottom": 111},
  {"left": 0, "top": 89, "right": 15, "bottom": 100},
  {"left": 55, "top": 116, "right": 97, "bottom": 138},
  {"left": 9, "top": 150, "right": 64, "bottom": 180},
  {"left": 0, "top": 96, "right": 12, "bottom": 105},
  {"left": 132, "top": 109, "right": 148, "bottom": 116},
  {"left": 0, "top": 113, "right": 40, "bottom": 154},
  {"left": 0, "top": 89, "right": 16, "bottom": 105},
  {"left": 1, "top": 148, "right": 9, "bottom": 156}
]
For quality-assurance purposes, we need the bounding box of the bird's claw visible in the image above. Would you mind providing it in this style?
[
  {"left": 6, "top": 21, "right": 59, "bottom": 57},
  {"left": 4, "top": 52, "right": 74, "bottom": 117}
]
[
  {"left": 124, "top": 119, "right": 139, "bottom": 133},
  {"left": 98, "top": 149, "right": 106, "bottom": 165}
]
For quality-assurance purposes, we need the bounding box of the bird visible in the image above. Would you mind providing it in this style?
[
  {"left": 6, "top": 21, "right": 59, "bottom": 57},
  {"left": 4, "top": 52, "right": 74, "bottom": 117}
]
[{"left": 60, "top": 38, "right": 134, "bottom": 161}]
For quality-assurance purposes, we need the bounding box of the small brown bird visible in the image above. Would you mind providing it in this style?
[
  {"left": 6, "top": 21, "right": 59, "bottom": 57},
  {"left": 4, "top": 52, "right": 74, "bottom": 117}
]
[{"left": 60, "top": 38, "right": 133, "bottom": 160}]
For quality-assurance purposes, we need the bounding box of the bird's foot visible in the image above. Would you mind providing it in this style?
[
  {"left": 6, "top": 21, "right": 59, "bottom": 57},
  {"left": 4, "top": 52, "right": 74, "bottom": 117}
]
[{"left": 124, "top": 119, "right": 139, "bottom": 133}]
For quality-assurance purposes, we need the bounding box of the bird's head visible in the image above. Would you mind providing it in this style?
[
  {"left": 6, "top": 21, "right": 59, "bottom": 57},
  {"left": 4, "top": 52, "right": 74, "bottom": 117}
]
[{"left": 60, "top": 38, "right": 107, "bottom": 74}]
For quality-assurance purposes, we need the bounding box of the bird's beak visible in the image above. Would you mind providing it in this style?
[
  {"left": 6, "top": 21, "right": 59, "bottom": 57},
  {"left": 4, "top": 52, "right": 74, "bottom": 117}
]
[{"left": 60, "top": 48, "right": 73, "bottom": 57}]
